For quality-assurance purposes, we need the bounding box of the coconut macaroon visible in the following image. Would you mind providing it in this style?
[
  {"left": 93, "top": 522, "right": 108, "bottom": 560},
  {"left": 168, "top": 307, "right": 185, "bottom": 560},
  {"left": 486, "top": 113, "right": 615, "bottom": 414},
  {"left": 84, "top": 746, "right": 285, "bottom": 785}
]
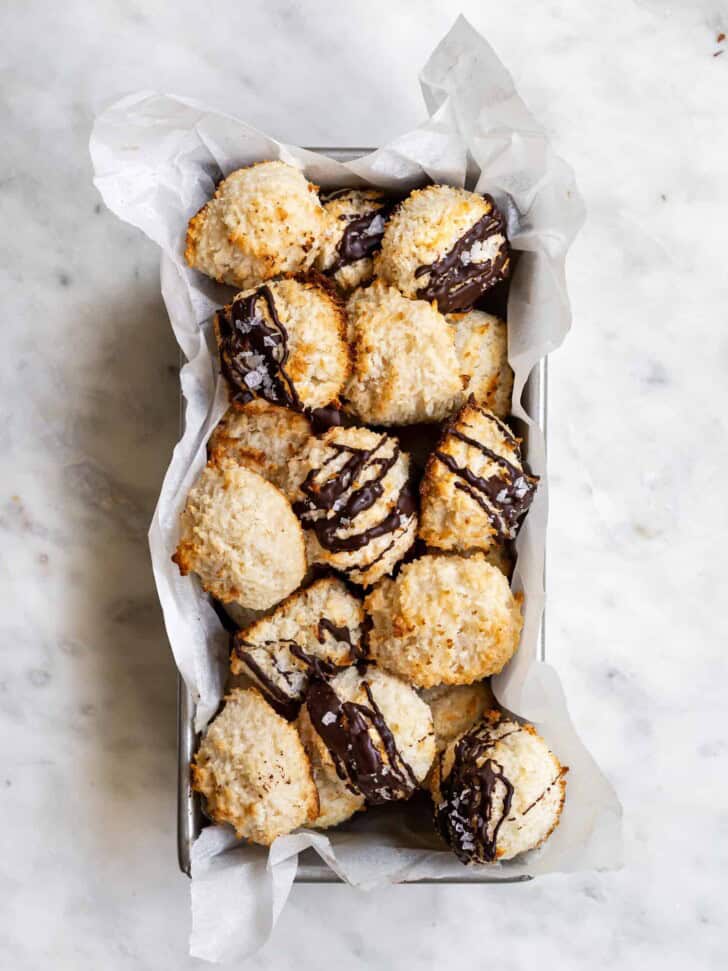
[
  {"left": 377, "top": 185, "right": 510, "bottom": 313},
  {"left": 296, "top": 704, "right": 366, "bottom": 828},
  {"left": 172, "top": 463, "right": 306, "bottom": 610},
  {"left": 448, "top": 310, "right": 513, "bottom": 418},
  {"left": 191, "top": 688, "right": 319, "bottom": 845},
  {"left": 230, "top": 577, "right": 366, "bottom": 717},
  {"left": 300, "top": 666, "right": 435, "bottom": 807},
  {"left": 365, "top": 553, "right": 523, "bottom": 688},
  {"left": 214, "top": 277, "right": 349, "bottom": 413},
  {"left": 290, "top": 425, "right": 417, "bottom": 587},
  {"left": 185, "top": 160, "right": 324, "bottom": 289},
  {"left": 315, "top": 188, "right": 391, "bottom": 291},
  {"left": 431, "top": 710, "right": 567, "bottom": 864},
  {"left": 208, "top": 399, "right": 312, "bottom": 496},
  {"left": 343, "top": 281, "right": 463, "bottom": 425},
  {"left": 420, "top": 682, "right": 492, "bottom": 756},
  {"left": 419, "top": 400, "right": 538, "bottom": 555}
]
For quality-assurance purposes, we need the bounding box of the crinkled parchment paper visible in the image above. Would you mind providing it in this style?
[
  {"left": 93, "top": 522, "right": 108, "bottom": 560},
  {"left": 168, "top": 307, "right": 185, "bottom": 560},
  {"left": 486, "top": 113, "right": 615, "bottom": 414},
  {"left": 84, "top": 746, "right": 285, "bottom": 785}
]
[{"left": 90, "top": 16, "right": 622, "bottom": 962}]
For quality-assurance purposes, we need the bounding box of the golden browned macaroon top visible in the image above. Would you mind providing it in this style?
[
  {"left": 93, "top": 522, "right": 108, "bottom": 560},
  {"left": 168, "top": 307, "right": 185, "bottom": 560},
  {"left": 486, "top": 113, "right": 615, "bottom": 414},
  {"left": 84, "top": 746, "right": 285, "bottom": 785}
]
[
  {"left": 173, "top": 462, "right": 306, "bottom": 610},
  {"left": 208, "top": 398, "right": 311, "bottom": 497},
  {"left": 418, "top": 400, "right": 538, "bottom": 555},
  {"left": 343, "top": 280, "right": 463, "bottom": 426},
  {"left": 192, "top": 687, "right": 319, "bottom": 845},
  {"left": 365, "top": 552, "right": 523, "bottom": 688},
  {"left": 185, "top": 160, "right": 324, "bottom": 289}
]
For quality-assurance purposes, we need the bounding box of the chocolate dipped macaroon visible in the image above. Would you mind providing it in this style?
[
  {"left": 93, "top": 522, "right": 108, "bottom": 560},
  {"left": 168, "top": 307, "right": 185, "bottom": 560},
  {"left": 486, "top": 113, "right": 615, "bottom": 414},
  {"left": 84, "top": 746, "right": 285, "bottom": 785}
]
[
  {"left": 431, "top": 710, "right": 567, "bottom": 864},
  {"left": 214, "top": 276, "right": 349, "bottom": 415},
  {"left": 377, "top": 185, "right": 510, "bottom": 312},
  {"left": 316, "top": 188, "right": 392, "bottom": 291}
]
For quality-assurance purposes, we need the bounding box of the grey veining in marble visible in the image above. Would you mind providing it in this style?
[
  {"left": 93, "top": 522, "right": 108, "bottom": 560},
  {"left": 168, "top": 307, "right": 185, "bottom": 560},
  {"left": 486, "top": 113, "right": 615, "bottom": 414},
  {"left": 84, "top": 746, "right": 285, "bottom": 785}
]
[{"left": 1, "top": 0, "right": 727, "bottom": 968}]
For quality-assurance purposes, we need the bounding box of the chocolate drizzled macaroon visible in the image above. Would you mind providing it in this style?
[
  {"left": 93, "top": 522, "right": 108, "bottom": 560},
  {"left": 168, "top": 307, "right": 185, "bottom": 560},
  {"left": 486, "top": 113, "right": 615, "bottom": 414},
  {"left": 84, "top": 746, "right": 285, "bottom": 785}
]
[
  {"left": 173, "top": 462, "right": 306, "bottom": 611},
  {"left": 192, "top": 688, "right": 319, "bottom": 845},
  {"left": 214, "top": 277, "right": 349, "bottom": 415},
  {"left": 230, "top": 577, "right": 365, "bottom": 717},
  {"left": 315, "top": 188, "right": 391, "bottom": 291},
  {"left": 299, "top": 666, "right": 435, "bottom": 812},
  {"left": 431, "top": 710, "right": 567, "bottom": 864},
  {"left": 365, "top": 553, "right": 523, "bottom": 688},
  {"left": 290, "top": 425, "right": 418, "bottom": 586},
  {"left": 448, "top": 310, "right": 513, "bottom": 419},
  {"left": 377, "top": 185, "right": 510, "bottom": 312},
  {"left": 344, "top": 281, "right": 462, "bottom": 425},
  {"left": 296, "top": 704, "right": 366, "bottom": 828},
  {"left": 208, "top": 399, "right": 312, "bottom": 496},
  {"left": 185, "top": 160, "right": 324, "bottom": 289},
  {"left": 419, "top": 400, "right": 538, "bottom": 555}
]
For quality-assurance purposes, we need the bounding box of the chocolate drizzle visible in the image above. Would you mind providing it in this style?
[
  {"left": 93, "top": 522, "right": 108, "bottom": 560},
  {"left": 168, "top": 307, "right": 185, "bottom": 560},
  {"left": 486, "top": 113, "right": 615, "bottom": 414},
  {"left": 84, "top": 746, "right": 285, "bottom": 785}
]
[
  {"left": 234, "top": 622, "right": 361, "bottom": 717},
  {"left": 216, "top": 286, "right": 302, "bottom": 409},
  {"left": 317, "top": 618, "right": 366, "bottom": 661},
  {"left": 292, "top": 435, "right": 416, "bottom": 563},
  {"left": 330, "top": 206, "right": 390, "bottom": 273},
  {"left": 435, "top": 722, "right": 520, "bottom": 863},
  {"left": 306, "top": 678, "right": 418, "bottom": 803},
  {"left": 435, "top": 410, "right": 538, "bottom": 541},
  {"left": 414, "top": 195, "right": 510, "bottom": 312},
  {"left": 235, "top": 640, "right": 303, "bottom": 719}
]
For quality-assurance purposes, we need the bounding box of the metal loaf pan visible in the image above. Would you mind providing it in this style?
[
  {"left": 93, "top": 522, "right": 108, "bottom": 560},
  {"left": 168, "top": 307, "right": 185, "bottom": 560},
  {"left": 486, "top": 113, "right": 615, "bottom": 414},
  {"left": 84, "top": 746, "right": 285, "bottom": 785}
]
[{"left": 177, "top": 147, "right": 548, "bottom": 882}]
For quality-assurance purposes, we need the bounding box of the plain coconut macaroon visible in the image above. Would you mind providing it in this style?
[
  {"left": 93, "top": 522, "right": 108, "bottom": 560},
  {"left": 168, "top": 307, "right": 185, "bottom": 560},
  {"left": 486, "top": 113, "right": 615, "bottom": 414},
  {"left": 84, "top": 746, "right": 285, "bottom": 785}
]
[
  {"left": 315, "top": 188, "right": 391, "bottom": 291},
  {"left": 300, "top": 666, "right": 436, "bottom": 809},
  {"left": 376, "top": 184, "right": 510, "bottom": 313},
  {"left": 420, "top": 682, "right": 492, "bottom": 757},
  {"left": 208, "top": 398, "right": 312, "bottom": 496},
  {"left": 365, "top": 553, "right": 523, "bottom": 688},
  {"left": 343, "top": 281, "right": 463, "bottom": 425},
  {"left": 231, "top": 577, "right": 366, "bottom": 717},
  {"left": 172, "top": 462, "right": 306, "bottom": 611},
  {"left": 431, "top": 710, "right": 568, "bottom": 864},
  {"left": 185, "top": 160, "right": 325, "bottom": 289},
  {"left": 214, "top": 276, "right": 349, "bottom": 413},
  {"left": 418, "top": 400, "right": 538, "bottom": 555},
  {"left": 289, "top": 425, "right": 418, "bottom": 587},
  {"left": 448, "top": 310, "right": 513, "bottom": 419},
  {"left": 191, "top": 688, "right": 319, "bottom": 845}
]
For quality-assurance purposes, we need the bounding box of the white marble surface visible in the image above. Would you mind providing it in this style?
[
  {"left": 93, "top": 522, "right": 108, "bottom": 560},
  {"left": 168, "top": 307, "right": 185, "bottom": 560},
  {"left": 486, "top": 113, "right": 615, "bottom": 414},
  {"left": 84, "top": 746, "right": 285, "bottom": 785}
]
[{"left": 2, "top": 0, "right": 726, "bottom": 967}]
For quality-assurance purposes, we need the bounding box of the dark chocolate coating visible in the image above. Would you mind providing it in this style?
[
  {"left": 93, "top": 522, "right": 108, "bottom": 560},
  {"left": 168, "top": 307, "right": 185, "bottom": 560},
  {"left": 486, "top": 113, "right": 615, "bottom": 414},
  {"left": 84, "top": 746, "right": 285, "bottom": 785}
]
[
  {"left": 330, "top": 205, "right": 391, "bottom": 273},
  {"left": 233, "top": 620, "right": 362, "bottom": 718},
  {"left": 216, "top": 285, "right": 301, "bottom": 409},
  {"left": 414, "top": 195, "right": 510, "bottom": 312},
  {"left": 435, "top": 720, "right": 521, "bottom": 864},
  {"left": 306, "top": 677, "right": 419, "bottom": 803}
]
